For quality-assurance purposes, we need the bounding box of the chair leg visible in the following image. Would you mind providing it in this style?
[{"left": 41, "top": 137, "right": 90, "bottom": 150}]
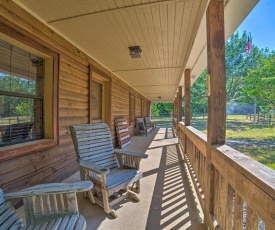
[
  {"left": 128, "top": 190, "right": 140, "bottom": 202},
  {"left": 87, "top": 189, "right": 96, "bottom": 204},
  {"left": 80, "top": 169, "right": 88, "bottom": 198},
  {"left": 135, "top": 180, "right": 140, "bottom": 194},
  {"left": 130, "top": 181, "right": 140, "bottom": 194},
  {"left": 102, "top": 189, "right": 117, "bottom": 218}
]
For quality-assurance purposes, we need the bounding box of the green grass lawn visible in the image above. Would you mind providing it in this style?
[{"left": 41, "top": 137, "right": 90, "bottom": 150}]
[
  {"left": 191, "top": 115, "right": 275, "bottom": 170},
  {"left": 152, "top": 116, "right": 173, "bottom": 127}
]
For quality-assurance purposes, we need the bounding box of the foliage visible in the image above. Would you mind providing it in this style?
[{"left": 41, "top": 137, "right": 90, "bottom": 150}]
[
  {"left": 225, "top": 31, "right": 269, "bottom": 102},
  {"left": 240, "top": 52, "right": 275, "bottom": 110},
  {"left": 189, "top": 31, "right": 275, "bottom": 119},
  {"left": 0, "top": 74, "right": 36, "bottom": 117},
  {"left": 225, "top": 31, "right": 250, "bottom": 101},
  {"left": 190, "top": 69, "right": 208, "bottom": 114},
  {"left": 0, "top": 74, "right": 36, "bottom": 94},
  {"left": 151, "top": 102, "right": 173, "bottom": 116},
  {"left": 14, "top": 99, "right": 33, "bottom": 117}
]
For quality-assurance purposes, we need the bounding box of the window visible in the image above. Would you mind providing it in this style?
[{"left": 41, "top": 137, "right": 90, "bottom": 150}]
[
  {"left": 0, "top": 31, "right": 58, "bottom": 160},
  {"left": 0, "top": 39, "right": 44, "bottom": 146},
  {"left": 89, "top": 66, "right": 111, "bottom": 125}
]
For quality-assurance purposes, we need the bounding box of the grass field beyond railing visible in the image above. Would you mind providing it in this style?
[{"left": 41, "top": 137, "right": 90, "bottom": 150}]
[
  {"left": 191, "top": 114, "right": 275, "bottom": 170},
  {"left": 151, "top": 114, "right": 172, "bottom": 127}
]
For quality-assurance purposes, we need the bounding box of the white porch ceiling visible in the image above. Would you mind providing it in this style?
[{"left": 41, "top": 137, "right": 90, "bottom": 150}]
[{"left": 13, "top": 0, "right": 258, "bottom": 102}]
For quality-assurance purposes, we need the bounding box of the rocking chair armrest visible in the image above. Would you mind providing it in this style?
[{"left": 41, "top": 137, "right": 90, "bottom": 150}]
[
  {"left": 79, "top": 160, "right": 110, "bottom": 175},
  {"left": 115, "top": 150, "right": 148, "bottom": 159},
  {"left": 4, "top": 181, "right": 93, "bottom": 199}
]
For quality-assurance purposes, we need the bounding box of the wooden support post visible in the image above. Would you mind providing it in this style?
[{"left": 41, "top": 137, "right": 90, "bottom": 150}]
[
  {"left": 174, "top": 96, "right": 177, "bottom": 125},
  {"left": 178, "top": 86, "right": 182, "bottom": 122},
  {"left": 174, "top": 98, "right": 176, "bottom": 129},
  {"left": 177, "top": 92, "right": 179, "bottom": 121},
  {"left": 184, "top": 69, "right": 191, "bottom": 126},
  {"left": 88, "top": 66, "right": 93, "bottom": 123},
  {"left": 184, "top": 69, "right": 191, "bottom": 156},
  {"left": 177, "top": 87, "right": 182, "bottom": 136},
  {"left": 206, "top": 0, "right": 226, "bottom": 228}
]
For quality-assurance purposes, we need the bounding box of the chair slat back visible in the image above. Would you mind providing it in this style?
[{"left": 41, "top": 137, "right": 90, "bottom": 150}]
[
  {"left": 144, "top": 117, "right": 151, "bottom": 124},
  {"left": 136, "top": 117, "right": 146, "bottom": 131},
  {"left": 136, "top": 118, "right": 144, "bottom": 124},
  {"left": 70, "top": 123, "right": 119, "bottom": 169},
  {"left": 0, "top": 189, "right": 4, "bottom": 205}
]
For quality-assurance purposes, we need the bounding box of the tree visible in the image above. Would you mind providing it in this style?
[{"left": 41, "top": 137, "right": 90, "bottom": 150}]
[
  {"left": 151, "top": 102, "right": 173, "bottom": 116},
  {"left": 241, "top": 52, "right": 275, "bottom": 110},
  {"left": 190, "top": 31, "right": 274, "bottom": 115},
  {"left": 0, "top": 74, "right": 36, "bottom": 117},
  {"left": 190, "top": 69, "right": 207, "bottom": 114},
  {"left": 225, "top": 31, "right": 254, "bottom": 102}
]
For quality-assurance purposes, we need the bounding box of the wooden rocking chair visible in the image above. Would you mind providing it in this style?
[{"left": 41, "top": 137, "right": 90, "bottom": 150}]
[
  {"left": 0, "top": 181, "right": 93, "bottom": 229},
  {"left": 144, "top": 117, "right": 156, "bottom": 131},
  {"left": 136, "top": 118, "right": 152, "bottom": 137},
  {"left": 69, "top": 123, "right": 148, "bottom": 218}
]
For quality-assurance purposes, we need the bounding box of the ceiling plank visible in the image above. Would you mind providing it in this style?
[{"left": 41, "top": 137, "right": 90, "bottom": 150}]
[{"left": 48, "top": 0, "right": 180, "bottom": 24}]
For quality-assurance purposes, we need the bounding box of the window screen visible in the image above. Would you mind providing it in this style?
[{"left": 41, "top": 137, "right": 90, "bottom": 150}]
[{"left": 0, "top": 39, "right": 44, "bottom": 147}]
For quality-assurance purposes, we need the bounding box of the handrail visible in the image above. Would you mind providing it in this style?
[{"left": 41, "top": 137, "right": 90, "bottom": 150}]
[
  {"left": 177, "top": 121, "right": 275, "bottom": 229},
  {"left": 212, "top": 144, "right": 275, "bottom": 199}
]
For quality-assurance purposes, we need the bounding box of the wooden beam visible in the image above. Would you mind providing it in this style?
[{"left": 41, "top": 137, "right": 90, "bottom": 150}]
[
  {"left": 205, "top": 0, "right": 226, "bottom": 228},
  {"left": 184, "top": 69, "right": 191, "bottom": 126},
  {"left": 177, "top": 93, "right": 179, "bottom": 123},
  {"left": 88, "top": 66, "right": 93, "bottom": 123},
  {"left": 206, "top": 0, "right": 226, "bottom": 145},
  {"left": 178, "top": 86, "right": 182, "bottom": 122},
  {"left": 173, "top": 99, "right": 176, "bottom": 118}
]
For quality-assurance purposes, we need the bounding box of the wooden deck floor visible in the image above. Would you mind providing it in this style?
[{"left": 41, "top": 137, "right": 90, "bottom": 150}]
[{"left": 17, "top": 127, "right": 205, "bottom": 230}]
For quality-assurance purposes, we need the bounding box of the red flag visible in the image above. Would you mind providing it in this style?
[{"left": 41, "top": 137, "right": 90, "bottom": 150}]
[{"left": 246, "top": 34, "right": 252, "bottom": 54}]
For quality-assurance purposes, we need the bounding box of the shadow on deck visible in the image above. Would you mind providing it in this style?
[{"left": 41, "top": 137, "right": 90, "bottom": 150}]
[{"left": 17, "top": 127, "right": 205, "bottom": 230}]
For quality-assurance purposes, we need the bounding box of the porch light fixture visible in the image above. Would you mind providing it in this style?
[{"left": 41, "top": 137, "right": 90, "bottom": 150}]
[{"left": 129, "top": 46, "right": 142, "bottom": 58}]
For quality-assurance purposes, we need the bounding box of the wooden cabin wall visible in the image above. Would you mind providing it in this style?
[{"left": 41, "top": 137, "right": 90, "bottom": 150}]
[
  {"left": 0, "top": 1, "right": 150, "bottom": 194},
  {"left": 110, "top": 74, "right": 150, "bottom": 139},
  {"left": 143, "top": 101, "right": 149, "bottom": 117},
  {"left": 135, "top": 98, "right": 142, "bottom": 118}
]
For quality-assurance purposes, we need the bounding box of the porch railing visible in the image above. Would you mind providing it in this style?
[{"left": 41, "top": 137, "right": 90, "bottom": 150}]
[{"left": 177, "top": 122, "right": 275, "bottom": 229}]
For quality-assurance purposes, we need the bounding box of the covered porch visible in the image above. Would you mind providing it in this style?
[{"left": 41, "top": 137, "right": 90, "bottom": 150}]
[
  {"left": 1, "top": 0, "right": 274, "bottom": 229},
  {"left": 17, "top": 127, "right": 206, "bottom": 229}
]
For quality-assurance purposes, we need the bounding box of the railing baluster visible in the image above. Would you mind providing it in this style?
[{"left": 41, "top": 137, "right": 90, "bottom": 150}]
[
  {"left": 224, "top": 183, "right": 234, "bottom": 230},
  {"left": 233, "top": 192, "right": 243, "bottom": 229},
  {"left": 38, "top": 195, "right": 44, "bottom": 214},
  {"left": 53, "top": 194, "right": 58, "bottom": 213},
  {"left": 45, "top": 195, "right": 51, "bottom": 213},
  {"left": 246, "top": 205, "right": 258, "bottom": 230},
  {"left": 60, "top": 193, "right": 65, "bottom": 212}
]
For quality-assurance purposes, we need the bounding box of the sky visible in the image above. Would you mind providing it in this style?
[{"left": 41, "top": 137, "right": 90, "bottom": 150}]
[{"left": 237, "top": 0, "right": 275, "bottom": 51}]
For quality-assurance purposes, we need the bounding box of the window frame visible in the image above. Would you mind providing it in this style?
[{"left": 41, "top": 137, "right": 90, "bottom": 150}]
[{"left": 0, "top": 26, "right": 59, "bottom": 162}]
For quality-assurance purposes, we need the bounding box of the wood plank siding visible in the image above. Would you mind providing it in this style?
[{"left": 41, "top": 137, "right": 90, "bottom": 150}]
[{"left": 0, "top": 1, "right": 150, "bottom": 194}]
